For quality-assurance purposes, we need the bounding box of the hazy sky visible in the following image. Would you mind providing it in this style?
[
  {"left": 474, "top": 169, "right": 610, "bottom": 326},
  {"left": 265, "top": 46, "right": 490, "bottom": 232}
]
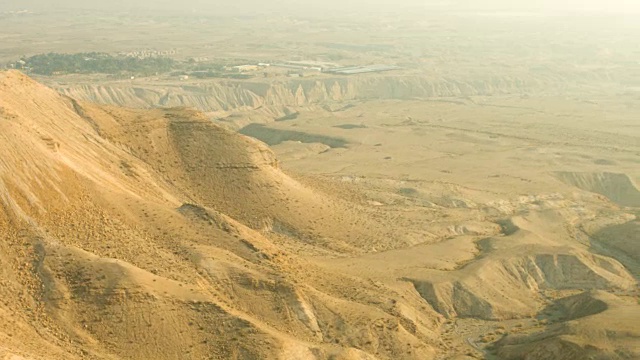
[{"left": 3, "top": 0, "right": 640, "bottom": 15}]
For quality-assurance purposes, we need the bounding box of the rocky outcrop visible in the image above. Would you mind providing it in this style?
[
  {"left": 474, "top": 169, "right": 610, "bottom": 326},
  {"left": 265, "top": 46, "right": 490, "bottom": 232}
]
[
  {"left": 54, "top": 75, "right": 562, "bottom": 115},
  {"left": 555, "top": 172, "right": 640, "bottom": 207},
  {"left": 492, "top": 291, "right": 640, "bottom": 360}
]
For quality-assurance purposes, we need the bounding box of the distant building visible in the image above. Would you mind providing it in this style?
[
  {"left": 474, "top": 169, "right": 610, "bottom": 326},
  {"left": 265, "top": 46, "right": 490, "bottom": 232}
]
[
  {"left": 285, "top": 60, "right": 339, "bottom": 69},
  {"left": 179, "top": 75, "right": 189, "bottom": 81},
  {"left": 232, "top": 65, "right": 259, "bottom": 72},
  {"left": 323, "top": 65, "right": 401, "bottom": 75}
]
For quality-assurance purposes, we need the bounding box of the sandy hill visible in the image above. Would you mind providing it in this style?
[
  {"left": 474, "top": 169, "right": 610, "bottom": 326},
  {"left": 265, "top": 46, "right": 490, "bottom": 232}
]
[
  {"left": 404, "top": 211, "right": 635, "bottom": 320},
  {"left": 493, "top": 291, "right": 640, "bottom": 360},
  {"left": 0, "top": 71, "right": 439, "bottom": 360},
  {"left": 1, "top": 71, "right": 638, "bottom": 360}
]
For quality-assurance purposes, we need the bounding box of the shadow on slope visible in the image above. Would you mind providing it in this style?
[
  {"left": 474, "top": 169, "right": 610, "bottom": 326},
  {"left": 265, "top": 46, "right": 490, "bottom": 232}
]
[
  {"left": 239, "top": 123, "right": 349, "bottom": 148},
  {"left": 0, "top": 71, "right": 435, "bottom": 360},
  {"left": 405, "top": 212, "right": 636, "bottom": 320},
  {"left": 555, "top": 171, "right": 640, "bottom": 207},
  {"left": 491, "top": 291, "right": 639, "bottom": 360}
]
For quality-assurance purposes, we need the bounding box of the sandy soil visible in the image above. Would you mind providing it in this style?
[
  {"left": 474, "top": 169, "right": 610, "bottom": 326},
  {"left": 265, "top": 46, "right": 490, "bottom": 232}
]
[
  {"left": 0, "top": 9, "right": 639, "bottom": 359},
  {"left": 1, "top": 69, "right": 638, "bottom": 360}
]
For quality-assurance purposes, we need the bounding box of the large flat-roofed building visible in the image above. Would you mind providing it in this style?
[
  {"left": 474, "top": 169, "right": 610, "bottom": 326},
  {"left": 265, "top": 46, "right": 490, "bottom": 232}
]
[
  {"left": 232, "top": 65, "right": 259, "bottom": 72},
  {"left": 324, "top": 65, "right": 400, "bottom": 75}
]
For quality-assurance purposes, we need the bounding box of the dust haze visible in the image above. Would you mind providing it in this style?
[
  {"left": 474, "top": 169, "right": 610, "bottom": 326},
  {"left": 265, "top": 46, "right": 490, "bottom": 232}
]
[
  {"left": 4, "top": 0, "right": 640, "bottom": 14},
  {"left": 1, "top": 0, "right": 639, "bottom": 360}
]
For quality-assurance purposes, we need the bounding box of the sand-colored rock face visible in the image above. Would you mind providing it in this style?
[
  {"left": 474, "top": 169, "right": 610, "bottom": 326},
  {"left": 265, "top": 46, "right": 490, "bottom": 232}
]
[
  {"left": 493, "top": 291, "right": 640, "bottom": 360},
  {"left": 407, "top": 216, "right": 636, "bottom": 321},
  {"left": 54, "top": 75, "right": 551, "bottom": 115},
  {"left": 555, "top": 171, "right": 640, "bottom": 207}
]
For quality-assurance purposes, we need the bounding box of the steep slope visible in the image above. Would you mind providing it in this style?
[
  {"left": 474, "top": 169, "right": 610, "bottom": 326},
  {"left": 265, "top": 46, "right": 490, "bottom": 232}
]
[
  {"left": 555, "top": 171, "right": 640, "bottom": 208},
  {"left": 72, "top": 102, "right": 406, "bottom": 252},
  {"left": 0, "top": 71, "right": 439, "bottom": 360},
  {"left": 492, "top": 291, "right": 640, "bottom": 360},
  {"left": 405, "top": 211, "right": 636, "bottom": 320}
]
